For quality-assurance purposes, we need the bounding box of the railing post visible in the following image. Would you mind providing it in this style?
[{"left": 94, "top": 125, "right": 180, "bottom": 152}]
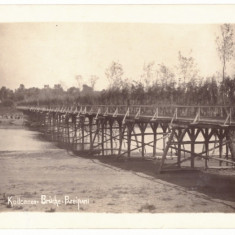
[
  {"left": 122, "top": 108, "right": 130, "bottom": 124},
  {"left": 198, "top": 107, "right": 200, "bottom": 122},
  {"left": 151, "top": 108, "right": 158, "bottom": 121},
  {"left": 230, "top": 107, "right": 232, "bottom": 124}
]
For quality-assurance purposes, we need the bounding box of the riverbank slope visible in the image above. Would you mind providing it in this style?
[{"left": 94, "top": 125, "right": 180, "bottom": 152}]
[{"left": 0, "top": 145, "right": 235, "bottom": 212}]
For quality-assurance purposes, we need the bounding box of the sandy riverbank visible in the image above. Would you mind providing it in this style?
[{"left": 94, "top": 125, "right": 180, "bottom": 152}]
[{"left": 0, "top": 144, "right": 235, "bottom": 213}]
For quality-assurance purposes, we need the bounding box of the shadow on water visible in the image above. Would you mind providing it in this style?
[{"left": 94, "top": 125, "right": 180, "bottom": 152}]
[{"left": 74, "top": 153, "right": 235, "bottom": 204}]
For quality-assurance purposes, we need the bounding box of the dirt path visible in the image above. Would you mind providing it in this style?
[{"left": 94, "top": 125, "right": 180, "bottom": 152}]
[{"left": 0, "top": 148, "right": 235, "bottom": 213}]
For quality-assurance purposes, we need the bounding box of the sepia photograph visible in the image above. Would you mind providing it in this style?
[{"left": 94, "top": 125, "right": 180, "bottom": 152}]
[{"left": 0, "top": 4, "right": 235, "bottom": 229}]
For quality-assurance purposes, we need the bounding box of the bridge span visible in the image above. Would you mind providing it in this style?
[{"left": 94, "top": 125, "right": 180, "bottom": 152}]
[{"left": 18, "top": 105, "right": 235, "bottom": 173}]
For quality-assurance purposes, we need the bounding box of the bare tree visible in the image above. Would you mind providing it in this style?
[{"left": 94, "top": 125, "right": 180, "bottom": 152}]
[
  {"left": 105, "top": 61, "right": 124, "bottom": 88},
  {"left": 59, "top": 80, "right": 67, "bottom": 91},
  {"left": 75, "top": 75, "right": 83, "bottom": 90},
  {"left": 89, "top": 75, "right": 99, "bottom": 90},
  {"left": 216, "top": 24, "right": 234, "bottom": 83},
  {"left": 141, "top": 61, "right": 156, "bottom": 88},
  {"left": 157, "top": 63, "right": 175, "bottom": 87},
  {"left": 177, "top": 51, "right": 199, "bottom": 87}
]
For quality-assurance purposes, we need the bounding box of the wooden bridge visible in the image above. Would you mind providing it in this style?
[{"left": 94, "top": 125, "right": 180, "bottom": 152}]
[{"left": 18, "top": 105, "right": 235, "bottom": 173}]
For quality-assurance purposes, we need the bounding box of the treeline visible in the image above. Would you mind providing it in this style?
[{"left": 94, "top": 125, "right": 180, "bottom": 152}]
[
  {"left": 1, "top": 75, "right": 235, "bottom": 107},
  {"left": 98, "top": 76, "right": 234, "bottom": 106},
  {"left": 0, "top": 83, "right": 99, "bottom": 107}
]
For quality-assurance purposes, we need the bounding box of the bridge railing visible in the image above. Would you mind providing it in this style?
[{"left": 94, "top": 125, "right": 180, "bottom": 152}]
[
  {"left": 175, "top": 106, "right": 235, "bottom": 124},
  {"left": 84, "top": 105, "right": 177, "bottom": 118},
  {"left": 17, "top": 105, "right": 235, "bottom": 125},
  {"left": 77, "top": 105, "right": 235, "bottom": 124}
]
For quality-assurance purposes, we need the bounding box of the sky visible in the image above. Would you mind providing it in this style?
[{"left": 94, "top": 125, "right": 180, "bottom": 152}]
[{"left": 0, "top": 22, "right": 233, "bottom": 91}]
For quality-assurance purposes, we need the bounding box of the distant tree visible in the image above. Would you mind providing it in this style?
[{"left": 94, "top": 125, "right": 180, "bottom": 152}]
[
  {"left": 19, "top": 84, "right": 25, "bottom": 90},
  {"left": 67, "top": 86, "right": 80, "bottom": 94},
  {"left": 0, "top": 86, "right": 7, "bottom": 101},
  {"left": 89, "top": 75, "right": 99, "bottom": 90},
  {"left": 52, "top": 84, "right": 64, "bottom": 104},
  {"left": 54, "top": 84, "right": 63, "bottom": 90},
  {"left": 58, "top": 80, "right": 67, "bottom": 91},
  {"left": 157, "top": 63, "right": 175, "bottom": 87},
  {"left": 222, "top": 76, "right": 235, "bottom": 104},
  {"left": 81, "top": 84, "right": 93, "bottom": 96},
  {"left": 216, "top": 24, "right": 234, "bottom": 83},
  {"left": 130, "top": 82, "right": 145, "bottom": 105},
  {"left": 75, "top": 75, "right": 83, "bottom": 90},
  {"left": 141, "top": 61, "right": 156, "bottom": 89},
  {"left": 209, "top": 77, "right": 219, "bottom": 105},
  {"left": 2, "top": 99, "right": 14, "bottom": 107},
  {"left": 105, "top": 61, "right": 124, "bottom": 88},
  {"left": 14, "top": 84, "right": 26, "bottom": 101},
  {"left": 177, "top": 51, "right": 199, "bottom": 87}
]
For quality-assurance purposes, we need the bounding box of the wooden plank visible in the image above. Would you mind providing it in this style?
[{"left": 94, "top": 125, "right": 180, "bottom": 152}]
[
  {"left": 171, "top": 140, "right": 219, "bottom": 145},
  {"left": 208, "top": 166, "right": 234, "bottom": 169},
  {"left": 156, "top": 129, "right": 175, "bottom": 174}
]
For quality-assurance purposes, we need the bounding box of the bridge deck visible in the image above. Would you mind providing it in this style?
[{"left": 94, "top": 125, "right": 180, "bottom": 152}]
[{"left": 18, "top": 105, "right": 235, "bottom": 127}]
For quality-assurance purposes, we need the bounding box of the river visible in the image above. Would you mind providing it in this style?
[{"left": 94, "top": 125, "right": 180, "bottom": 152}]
[
  {"left": 0, "top": 128, "right": 57, "bottom": 152},
  {"left": 0, "top": 125, "right": 223, "bottom": 160}
]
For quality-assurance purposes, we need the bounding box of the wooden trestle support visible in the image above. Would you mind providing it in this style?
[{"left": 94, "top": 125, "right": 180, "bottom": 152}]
[{"left": 19, "top": 105, "right": 235, "bottom": 173}]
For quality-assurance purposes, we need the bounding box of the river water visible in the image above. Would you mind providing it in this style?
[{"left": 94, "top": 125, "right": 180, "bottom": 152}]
[
  {"left": 0, "top": 126, "right": 223, "bottom": 159},
  {"left": 0, "top": 128, "right": 56, "bottom": 152}
]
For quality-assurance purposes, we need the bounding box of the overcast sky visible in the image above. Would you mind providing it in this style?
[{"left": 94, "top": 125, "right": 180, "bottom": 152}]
[{"left": 0, "top": 23, "right": 233, "bottom": 91}]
